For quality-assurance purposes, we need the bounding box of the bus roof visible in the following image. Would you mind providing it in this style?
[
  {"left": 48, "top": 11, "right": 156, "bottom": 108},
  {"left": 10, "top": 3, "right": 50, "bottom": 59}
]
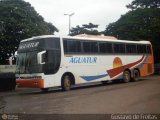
[
  {"left": 75, "top": 34, "right": 118, "bottom": 40},
  {"left": 21, "top": 35, "right": 151, "bottom": 44}
]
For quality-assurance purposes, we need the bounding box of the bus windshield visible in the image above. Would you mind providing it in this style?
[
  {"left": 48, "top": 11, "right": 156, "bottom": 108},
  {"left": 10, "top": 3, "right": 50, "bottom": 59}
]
[
  {"left": 16, "top": 37, "right": 61, "bottom": 74},
  {"left": 16, "top": 51, "right": 43, "bottom": 74}
]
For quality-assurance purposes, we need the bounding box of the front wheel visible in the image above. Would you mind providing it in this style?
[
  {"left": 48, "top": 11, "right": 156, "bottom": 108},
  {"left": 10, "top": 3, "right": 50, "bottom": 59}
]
[
  {"left": 41, "top": 88, "right": 49, "bottom": 92},
  {"left": 123, "top": 71, "right": 131, "bottom": 83},
  {"left": 132, "top": 69, "right": 140, "bottom": 82},
  {"left": 61, "top": 75, "right": 72, "bottom": 91}
]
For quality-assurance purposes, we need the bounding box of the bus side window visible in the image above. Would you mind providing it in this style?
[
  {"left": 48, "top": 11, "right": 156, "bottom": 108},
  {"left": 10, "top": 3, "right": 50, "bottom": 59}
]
[
  {"left": 146, "top": 45, "right": 152, "bottom": 54},
  {"left": 99, "top": 42, "right": 112, "bottom": 53},
  {"left": 63, "top": 40, "right": 68, "bottom": 53},
  {"left": 99, "top": 43, "right": 106, "bottom": 53},
  {"left": 63, "top": 39, "right": 81, "bottom": 54},
  {"left": 82, "top": 41, "right": 98, "bottom": 54},
  {"left": 137, "top": 45, "right": 147, "bottom": 54},
  {"left": 82, "top": 41, "right": 91, "bottom": 53},
  {"left": 68, "top": 40, "right": 81, "bottom": 53},
  {"left": 91, "top": 42, "right": 98, "bottom": 53},
  {"left": 113, "top": 43, "right": 125, "bottom": 54},
  {"left": 126, "top": 44, "right": 137, "bottom": 54},
  {"left": 44, "top": 50, "right": 61, "bottom": 75}
]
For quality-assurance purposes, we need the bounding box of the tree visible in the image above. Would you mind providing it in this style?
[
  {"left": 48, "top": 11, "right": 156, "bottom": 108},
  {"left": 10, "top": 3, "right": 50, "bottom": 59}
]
[
  {"left": 70, "top": 23, "right": 101, "bottom": 36},
  {"left": 0, "top": 0, "right": 58, "bottom": 64},
  {"left": 126, "top": 0, "right": 160, "bottom": 10},
  {"left": 104, "top": 9, "right": 160, "bottom": 40},
  {"left": 104, "top": 0, "right": 160, "bottom": 63}
]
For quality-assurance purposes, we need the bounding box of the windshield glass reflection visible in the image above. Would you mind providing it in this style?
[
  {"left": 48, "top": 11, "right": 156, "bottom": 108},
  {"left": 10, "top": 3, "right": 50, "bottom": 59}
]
[{"left": 16, "top": 51, "right": 43, "bottom": 74}]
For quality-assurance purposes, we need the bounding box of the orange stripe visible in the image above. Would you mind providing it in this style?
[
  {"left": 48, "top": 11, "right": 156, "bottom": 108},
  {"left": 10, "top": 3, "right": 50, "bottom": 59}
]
[{"left": 16, "top": 79, "right": 44, "bottom": 88}]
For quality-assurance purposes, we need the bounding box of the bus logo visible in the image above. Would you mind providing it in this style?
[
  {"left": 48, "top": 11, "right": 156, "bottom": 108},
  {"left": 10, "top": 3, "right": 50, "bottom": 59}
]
[{"left": 69, "top": 57, "right": 97, "bottom": 64}]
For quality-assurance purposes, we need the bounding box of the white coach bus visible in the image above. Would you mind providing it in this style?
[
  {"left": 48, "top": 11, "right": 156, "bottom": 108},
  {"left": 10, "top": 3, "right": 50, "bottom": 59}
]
[{"left": 16, "top": 35, "right": 154, "bottom": 91}]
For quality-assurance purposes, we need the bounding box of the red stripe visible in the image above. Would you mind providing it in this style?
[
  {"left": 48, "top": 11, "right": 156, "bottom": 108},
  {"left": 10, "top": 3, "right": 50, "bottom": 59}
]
[{"left": 107, "top": 56, "right": 145, "bottom": 78}]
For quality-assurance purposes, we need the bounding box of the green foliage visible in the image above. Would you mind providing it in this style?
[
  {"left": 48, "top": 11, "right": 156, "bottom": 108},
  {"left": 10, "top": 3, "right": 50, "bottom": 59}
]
[
  {"left": 104, "top": 0, "right": 160, "bottom": 63},
  {"left": 70, "top": 23, "right": 101, "bottom": 36},
  {"left": 0, "top": 0, "right": 58, "bottom": 64},
  {"left": 127, "top": 0, "right": 160, "bottom": 10},
  {"left": 104, "top": 9, "right": 160, "bottom": 41}
]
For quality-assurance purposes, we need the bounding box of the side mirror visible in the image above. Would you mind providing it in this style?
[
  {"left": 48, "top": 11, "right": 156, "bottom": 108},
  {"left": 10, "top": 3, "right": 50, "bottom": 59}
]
[{"left": 37, "top": 51, "right": 46, "bottom": 64}]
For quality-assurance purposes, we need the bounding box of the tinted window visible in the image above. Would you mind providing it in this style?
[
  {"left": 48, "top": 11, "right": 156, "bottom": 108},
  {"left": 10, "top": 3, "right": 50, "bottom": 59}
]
[
  {"left": 137, "top": 45, "right": 146, "bottom": 53},
  {"left": 18, "top": 37, "right": 60, "bottom": 53},
  {"left": 91, "top": 42, "right": 98, "bottom": 53},
  {"left": 18, "top": 39, "right": 44, "bottom": 53},
  {"left": 63, "top": 40, "right": 67, "bottom": 53},
  {"left": 82, "top": 41, "right": 98, "bottom": 53},
  {"left": 126, "top": 44, "right": 137, "bottom": 53},
  {"left": 99, "top": 42, "right": 113, "bottom": 53},
  {"left": 44, "top": 50, "right": 61, "bottom": 74},
  {"left": 114, "top": 43, "right": 125, "bottom": 53},
  {"left": 45, "top": 38, "right": 60, "bottom": 49},
  {"left": 83, "top": 42, "right": 91, "bottom": 53},
  {"left": 63, "top": 39, "right": 81, "bottom": 53},
  {"left": 146, "top": 45, "right": 152, "bottom": 54}
]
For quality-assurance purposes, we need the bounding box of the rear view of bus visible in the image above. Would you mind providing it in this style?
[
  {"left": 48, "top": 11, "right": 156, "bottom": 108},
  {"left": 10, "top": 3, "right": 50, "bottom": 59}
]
[{"left": 16, "top": 36, "right": 61, "bottom": 90}]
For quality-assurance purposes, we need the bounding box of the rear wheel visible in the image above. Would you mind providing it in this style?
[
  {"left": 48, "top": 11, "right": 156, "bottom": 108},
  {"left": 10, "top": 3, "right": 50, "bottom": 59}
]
[
  {"left": 132, "top": 69, "right": 140, "bottom": 82},
  {"left": 61, "top": 75, "right": 72, "bottom": 91},
  {"left": 123, "top": 70, "right": 131, "bottom": 83}
]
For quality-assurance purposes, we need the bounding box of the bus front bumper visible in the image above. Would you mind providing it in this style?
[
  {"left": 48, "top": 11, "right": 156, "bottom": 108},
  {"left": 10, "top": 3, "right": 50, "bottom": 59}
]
[{"left": 16, "top": 79, "right": 44, "bottom": 88}]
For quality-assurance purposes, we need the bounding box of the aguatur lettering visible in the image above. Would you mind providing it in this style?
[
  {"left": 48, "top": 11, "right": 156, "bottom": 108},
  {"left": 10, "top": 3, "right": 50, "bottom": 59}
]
[{"left": 69, "top": 57, "right": 97, "bottom": 63}]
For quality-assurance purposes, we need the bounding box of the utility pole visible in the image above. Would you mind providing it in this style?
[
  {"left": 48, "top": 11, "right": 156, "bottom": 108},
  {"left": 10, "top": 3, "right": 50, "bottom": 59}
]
[{"left": 64, "top": 13, "right": 74, "bottom": 35}]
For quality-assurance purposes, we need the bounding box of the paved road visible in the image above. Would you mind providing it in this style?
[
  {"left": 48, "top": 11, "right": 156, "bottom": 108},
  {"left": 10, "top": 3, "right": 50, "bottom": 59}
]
[{"left": 0, "top": 75, "right": 160, "bottom": 114}]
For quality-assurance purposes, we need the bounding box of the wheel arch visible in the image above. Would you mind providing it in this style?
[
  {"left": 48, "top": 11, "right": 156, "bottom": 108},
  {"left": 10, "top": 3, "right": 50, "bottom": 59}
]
[
  {"left": 61, "top": 72, "right": 75, "bottom": 85},
  {"left": 133, "top": 68, "right": 141, "bottom": 76},
  {"left": 124, "top": 68, "right": 131, "bottom": 75}
]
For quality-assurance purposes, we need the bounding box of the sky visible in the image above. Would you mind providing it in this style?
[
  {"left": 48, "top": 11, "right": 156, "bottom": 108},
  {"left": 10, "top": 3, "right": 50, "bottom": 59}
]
[{"left": 24, "top": 0, "right": 133, "bottom": 35}]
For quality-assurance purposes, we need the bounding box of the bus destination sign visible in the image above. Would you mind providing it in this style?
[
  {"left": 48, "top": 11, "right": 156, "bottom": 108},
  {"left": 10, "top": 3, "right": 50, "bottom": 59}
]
[{"left": 19, "top": 42, "right": 39, "bottom": 50}]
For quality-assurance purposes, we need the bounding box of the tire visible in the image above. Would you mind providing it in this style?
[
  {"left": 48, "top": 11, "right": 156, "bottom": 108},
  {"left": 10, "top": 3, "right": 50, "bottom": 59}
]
[
  {"left": 101, "top": 80, "right": 112, "bottom": 85},
  {"left": 123, "top": 70, "right": 131, "bottom": 83},
  {"left": 132, "top": 69, "right": 140, "bottom": 82},
  {"left": 61, "top": 75, "right": 72, "bottom": 91},
  {"left": 41, "top": 88, "right": 49, "bottom": 92},
  {"left": 101, "top": 81, "right": 108, "bottom": 85}
]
